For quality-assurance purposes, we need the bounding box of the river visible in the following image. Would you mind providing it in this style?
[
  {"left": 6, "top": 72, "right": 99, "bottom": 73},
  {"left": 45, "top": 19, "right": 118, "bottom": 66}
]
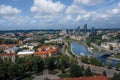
[
  {"left": 71, "top": 42, "right": 89, "bottom": 56},
  {"left": 71, "top": 42, "right": 120, "bottom": 67}
]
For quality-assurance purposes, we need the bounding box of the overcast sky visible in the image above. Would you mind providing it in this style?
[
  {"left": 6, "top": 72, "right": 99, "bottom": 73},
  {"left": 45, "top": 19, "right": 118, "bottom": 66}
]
[{"left": 0, "top": 0, "right": 120, "bottom": 30}]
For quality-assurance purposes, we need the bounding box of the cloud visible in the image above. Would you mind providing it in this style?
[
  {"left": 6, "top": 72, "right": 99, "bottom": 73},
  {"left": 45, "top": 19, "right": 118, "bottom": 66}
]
[
  {"left": 0, "top": 5, "right": 21, "bottom": 15},
  {"left": 66, "top": 5, "right": 86, "bottom": 15},
  {"left": 110, "top": 3, "right": 120, "bottom": 15},
  {"left": 31, "top": 0, "right": 65, "bottom": 15},
  {"left": 66, "top": 0, "right": 120, "bottom": 22},
  {"left": 74, "top": 0, "right": 105, "bottom": 6}
]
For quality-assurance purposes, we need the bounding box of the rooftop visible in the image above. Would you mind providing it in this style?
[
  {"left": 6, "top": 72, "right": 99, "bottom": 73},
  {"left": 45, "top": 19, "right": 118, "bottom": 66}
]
[
  {"left": 56, "top": 76, "right": 108, "bottom": 80},
  {"left": 0, "top": 54, "right": 16, "bottom": 57},
  {"left": 34, "top": 46, "right": 57, "bottom": 55}
]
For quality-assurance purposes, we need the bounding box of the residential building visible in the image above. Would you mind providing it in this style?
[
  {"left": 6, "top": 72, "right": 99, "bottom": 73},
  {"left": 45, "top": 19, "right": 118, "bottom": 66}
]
[
  {"left": 84, "top": 24, "right": 87, "bottom": 33},
  {"left": 54, "top": 76, "right": 108, "bottom": 80},
  {"left": 34, "top": 46, "right": 57, "bottom": 58},
  {"left": 17, "top": 50, "right": 34, "bottom": 57},
  {"left": 0, "top": 54, "right": 16, "bottom": 63}
]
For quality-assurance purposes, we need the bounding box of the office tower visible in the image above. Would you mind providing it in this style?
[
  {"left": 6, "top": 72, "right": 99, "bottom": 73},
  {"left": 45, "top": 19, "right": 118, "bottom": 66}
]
[
  {"left": 91, "top": 27, "right": 96, "bottom": 36},
  {"left": 77, "top": 26, "right": 81, "bottom": 34},
  {"left": 84, "top": 24, "right": 87, "bottom": 33}
]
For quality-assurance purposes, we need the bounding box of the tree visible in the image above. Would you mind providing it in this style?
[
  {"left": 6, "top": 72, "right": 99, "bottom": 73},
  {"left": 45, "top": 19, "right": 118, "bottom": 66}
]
[
  {"left": 89, "top": 57, "right": 102, "bottom": 66},
  {"left": 70, "top": 64, "right": 83, "bottom": 77},
  {"left": 36, "top": 58, "right": 44, "bottom": 72},
  {"left": 106, "top": 60, "right": 112, "bottom": 69},
  {"left": 45, "top": 57, "right": 56, "bottom": 70},
  {"left": 111, "top": 73, "right": 120, "bottom": 80},
  {"left": 84, "top": 67, "right": 92, "bottom": 76},
  {"left": 61, "top": 66, "right": 65, "bottom": 74},
  {"left": 81, "top": 56, "right": 89, "bottom": 64},
  {"left": 61, "top": 55, "right": 70, "bottom": 68},
  {"left": 0, "top": 58, "right": 5, "bottom": 80},
  {"left": 115, "top": 62, "right": 120, "bottom": 71},
  {"left": 81, "top": 65, "right": 84, "bottom": 71},
  {"left": 109, "top": 45, "right": 113, "bottom": 50},
  {"left": 103, "top": 71, "right": 107, "bottom": 76},
  {"left": 7, "top": 63, "right": 20, "bottom": 79}
]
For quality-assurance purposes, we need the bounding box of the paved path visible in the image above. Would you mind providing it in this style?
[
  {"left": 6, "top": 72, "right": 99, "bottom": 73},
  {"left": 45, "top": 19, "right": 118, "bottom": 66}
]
[{"left": 33, "top": 70, "right": 60, "bottom": 80}]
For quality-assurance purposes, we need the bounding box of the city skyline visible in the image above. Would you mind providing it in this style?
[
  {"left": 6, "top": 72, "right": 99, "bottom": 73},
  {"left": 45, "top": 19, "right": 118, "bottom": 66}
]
[{"left": 0, "top": 0, "right": 120, "bottom": 30}]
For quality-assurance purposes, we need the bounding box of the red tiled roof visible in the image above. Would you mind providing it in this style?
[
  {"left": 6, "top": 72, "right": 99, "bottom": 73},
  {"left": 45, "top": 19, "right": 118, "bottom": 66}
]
[
  {"left": 58, "top": 76, "right": 108, "bottom": 80},
  {"left": 0, "top": 44, "right": 7, "bottom": 47},
  {"left": 7, "top": 44, "right": 16, "bottom": 48},
  {"left": 0, "top": 54, "right": 16, "bottom": 57},
  {"left": 34, "top": 46, "right": 57, "bottom": 55}
]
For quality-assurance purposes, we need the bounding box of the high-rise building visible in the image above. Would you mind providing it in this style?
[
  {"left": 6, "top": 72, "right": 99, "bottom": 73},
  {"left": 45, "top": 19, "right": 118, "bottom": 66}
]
[
  {"left": 84, "top": 24, "right": 87, "bottom": 33},
  {"left": 77, "top": 26, "right": 81, "bottom": 34},
  {"left": 91, "top": 27, "right": 96, "bottom": 36}
]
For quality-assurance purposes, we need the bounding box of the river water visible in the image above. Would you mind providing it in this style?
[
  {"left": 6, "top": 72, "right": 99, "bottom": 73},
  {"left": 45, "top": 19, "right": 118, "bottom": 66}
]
[{"left": 71, "top": 42, "right": 120, "bottom": 67}]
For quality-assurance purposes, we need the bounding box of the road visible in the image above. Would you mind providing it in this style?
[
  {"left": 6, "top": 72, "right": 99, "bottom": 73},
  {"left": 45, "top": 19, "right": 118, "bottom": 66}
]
[
  {"left": 62, "top": 42, "right": 72, "bottom": 59},
  {"left": 77, "top": 58, "right": 120, "bottom": 78}
]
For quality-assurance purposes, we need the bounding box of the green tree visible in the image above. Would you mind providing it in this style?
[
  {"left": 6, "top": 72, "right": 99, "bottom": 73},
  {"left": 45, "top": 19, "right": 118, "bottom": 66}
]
[
  {"left": 109, "top": 45, "right": 113, "bottom": 50},
  {"left": 103, "top": 71, "right": 107, "bottom": 76},
  {"left": 0, "top": 58, "right": 5, "bottom": 80},
  {"left": 61, "top": 55, "right": 70, "bottom": 68},
  {"left": 70, "top": 64, "right": 83, "bottom": 77},
  {"left": 106, "top": 60, "right": 112, "bottom": 69},
  {"left": 89, "top": 57, "right": 102, "bottom": 66},
  {"left": 111, "top": 73, "right": 120, "bottom": 80},
  {"left": 84, "top": 67, "right": 92, "bottom": 76},
  {"left": 45, "top": 57, "right": 56, "bottom": 70},
  {"left": 81, "top": 56, "right": 89, "bottom": 64},
  {"left": 115, "top": 62, "right": 120, "bottom": 71}
]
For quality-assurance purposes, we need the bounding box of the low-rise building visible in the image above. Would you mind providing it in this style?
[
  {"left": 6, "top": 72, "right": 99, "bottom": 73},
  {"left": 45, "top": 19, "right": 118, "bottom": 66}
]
[
  {"left": 20, "top": 44, "right": 34, "bottom": 50},
  {"left": 45, "top": 38, "right": 63, "bottom": 43},
  {"left": 34, "top": 46, "right": 57, "bottom": 58},
  {"left": 54, "top": 76, "right": 108, "bottom": 80},
  {"left": 17, "top": 50, "right": 34, "bottom": 57},
  {"left": 0, "top": 54, "right": 16, "bottom": 63}
]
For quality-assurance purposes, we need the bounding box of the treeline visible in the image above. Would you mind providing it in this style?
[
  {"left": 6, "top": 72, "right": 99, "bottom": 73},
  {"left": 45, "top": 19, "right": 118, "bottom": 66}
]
[
  {"left": 0, "top": 55, "right": 70, "bottom": 80},
  {"left": 70, "top": 64, "right": 93, "bottom": 77},
  {"left": 0, "top": 39, "right": 18, "bottom": 44},
  {"left": 81, "top": 56, "right": 103, "bottom": 66}
]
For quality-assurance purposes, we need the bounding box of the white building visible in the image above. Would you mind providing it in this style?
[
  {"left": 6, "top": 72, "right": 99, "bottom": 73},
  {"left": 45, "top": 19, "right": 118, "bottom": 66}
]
[{"left": 17, "top": 50, "right": 34, "bottom": 57}]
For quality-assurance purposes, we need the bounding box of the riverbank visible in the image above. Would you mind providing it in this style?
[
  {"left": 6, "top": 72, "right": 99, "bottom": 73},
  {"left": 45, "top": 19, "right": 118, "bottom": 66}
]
[
  {"left": 108, "top": 57, "right": 120, "bottom": 61},
  {"left": 70, "top": 41, "right": 120, "bottom": 67}
]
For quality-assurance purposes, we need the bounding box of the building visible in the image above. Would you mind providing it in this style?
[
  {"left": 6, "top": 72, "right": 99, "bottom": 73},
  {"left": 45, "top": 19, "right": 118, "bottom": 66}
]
[
  {"left": 91, "top": 27, "right": 97, "bottom": 36},
  {"left": 34, "top": 46, "right": 57, "bottom": 58},
  {"left": 4, "top": 46, "right": 19, "bottom": 54},
  {"left": 84, "top": 24, "right": 87, "bottom": 33},
  {"left": 75, "top": 26, "right": 81, "bottom": 35},
  {"left": 101, "top": 42, "right": 120, "bottom": 50},
  {"left": 0, "top": 54, "right": 16, "bottom": 63},
  {"left": 20, "top": 44, "right": 34, "bottom": 50},
  {"left": 17, "top": 50, "right": 34, "bottom": 57},
  {"left": 60, "top": 29, "right": 67, "bottom": 35},
  {"left": 54, "top": 76, "right": 108, "bottom": 80},
  {"left": 45, "top": 38, "right": 63, "bottom": 43}
]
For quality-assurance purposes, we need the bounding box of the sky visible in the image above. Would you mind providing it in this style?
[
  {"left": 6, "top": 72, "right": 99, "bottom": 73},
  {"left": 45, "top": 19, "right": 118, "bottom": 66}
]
[{"left": 0, "top": 0, "right": 120, "bottom": 30}]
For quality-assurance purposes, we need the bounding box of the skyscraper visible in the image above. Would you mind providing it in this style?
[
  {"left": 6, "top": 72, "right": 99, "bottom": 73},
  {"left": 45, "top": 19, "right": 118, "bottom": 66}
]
[
  {"left": 77, "top": 26, "right": 81, "bottom": 34},
  {"left": 91, "top": 27, "right": 96, "bottom": 36},
  {"left": 84, "top": 24, "right": 87, "bottom": 33}
]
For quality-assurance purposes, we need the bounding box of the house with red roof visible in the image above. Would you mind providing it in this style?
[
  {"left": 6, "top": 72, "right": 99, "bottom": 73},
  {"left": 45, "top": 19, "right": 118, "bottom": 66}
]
[
  {"left": 34, "top": 46, "right": 57, "bottom": 58},
  {"left": 54, "top": 76, "right": 108, "bottom": 80},
  {"left": 0, "top": 54, "right": 16, "bottom": 63}
]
